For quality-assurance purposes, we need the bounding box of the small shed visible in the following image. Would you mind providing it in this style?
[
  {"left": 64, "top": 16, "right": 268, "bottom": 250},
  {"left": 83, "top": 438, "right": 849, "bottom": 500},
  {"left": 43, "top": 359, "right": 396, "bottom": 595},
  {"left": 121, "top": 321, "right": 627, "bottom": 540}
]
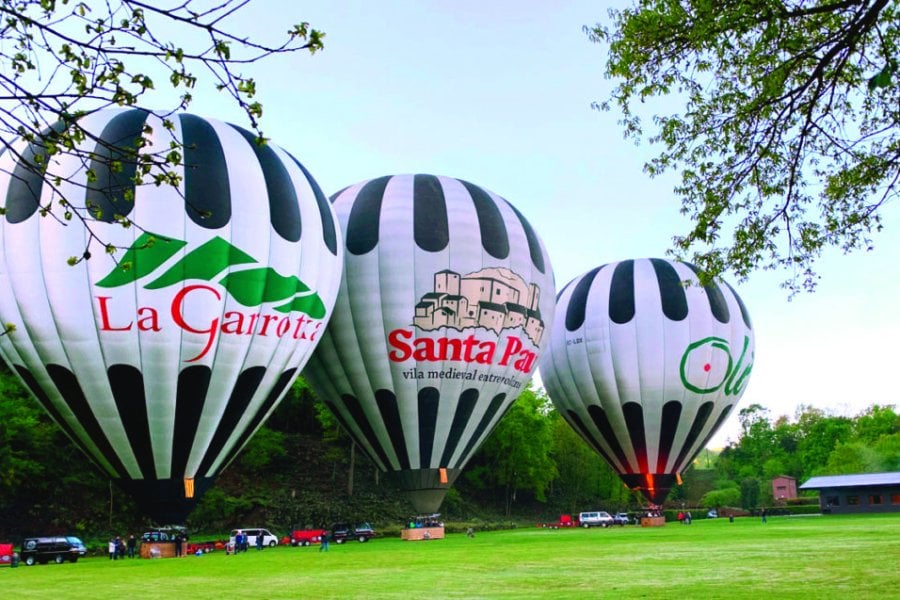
[
  {"left": 772, "top": 475, "right": 798, "bottom": 502},
  {"left": 799, "top": 472, "right": 900, "bottom": 514}
]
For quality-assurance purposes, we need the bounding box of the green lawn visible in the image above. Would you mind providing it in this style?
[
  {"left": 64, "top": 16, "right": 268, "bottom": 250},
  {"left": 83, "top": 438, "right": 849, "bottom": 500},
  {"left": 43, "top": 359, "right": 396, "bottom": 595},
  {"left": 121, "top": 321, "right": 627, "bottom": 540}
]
[{"left": 4, "top": 514, "right": 898, "bottom": 599}]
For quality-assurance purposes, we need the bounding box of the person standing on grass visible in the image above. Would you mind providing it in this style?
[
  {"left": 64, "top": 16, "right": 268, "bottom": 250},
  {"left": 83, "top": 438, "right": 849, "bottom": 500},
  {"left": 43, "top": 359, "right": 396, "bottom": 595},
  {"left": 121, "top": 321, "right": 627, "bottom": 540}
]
[
  {"left": 256, "top": 532, "right": 263, "bottom": 551},
  {"left": 319, "top": 530, "right": 330, "bottom": 553},
  {"left": 761, "top": 507, "right": 767, "bottom": 524},
  {"left": 108, "top": 538, "right": 116, "bottom": 560},
  {"left": 127, "top": 534, "right": 136, "bottom": 558}
]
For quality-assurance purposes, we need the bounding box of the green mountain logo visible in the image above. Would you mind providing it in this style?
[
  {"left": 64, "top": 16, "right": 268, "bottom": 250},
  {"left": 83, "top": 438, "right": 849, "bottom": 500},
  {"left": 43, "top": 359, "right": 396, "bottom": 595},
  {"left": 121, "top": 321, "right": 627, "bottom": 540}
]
[{"left": 96, "top": 232, "right": 327, "bottom": 318}]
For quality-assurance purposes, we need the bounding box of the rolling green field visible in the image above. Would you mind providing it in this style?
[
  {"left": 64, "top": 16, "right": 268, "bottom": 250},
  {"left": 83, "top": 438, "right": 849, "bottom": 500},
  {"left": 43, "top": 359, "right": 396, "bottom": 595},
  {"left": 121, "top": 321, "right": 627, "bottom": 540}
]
[{"left": 4, "top": 514, "right": 898, "bottom": 599}]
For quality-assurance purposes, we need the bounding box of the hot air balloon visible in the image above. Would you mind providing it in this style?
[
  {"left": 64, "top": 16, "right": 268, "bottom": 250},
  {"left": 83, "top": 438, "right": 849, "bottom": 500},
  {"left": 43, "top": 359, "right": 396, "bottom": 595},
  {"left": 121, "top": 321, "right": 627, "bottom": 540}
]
[
  {"left": 0, "top": 108, "right": 343, "bottom": 523},
  {"left": 302, "top": 174, "right": 555, "bottom": 512},
  {"left": 540, "top": 258, "right": 754, "bottom": 505}
]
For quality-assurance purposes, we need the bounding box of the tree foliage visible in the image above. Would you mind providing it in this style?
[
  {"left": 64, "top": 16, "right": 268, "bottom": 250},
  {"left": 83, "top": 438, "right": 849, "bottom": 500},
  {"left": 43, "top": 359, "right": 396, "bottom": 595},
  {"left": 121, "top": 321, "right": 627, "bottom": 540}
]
[
  {"left": 0, "top": 0, "right": 322, "bottom": 261},
  {"left": 593, "top": 0, "right": 900, "bottom": 293}
]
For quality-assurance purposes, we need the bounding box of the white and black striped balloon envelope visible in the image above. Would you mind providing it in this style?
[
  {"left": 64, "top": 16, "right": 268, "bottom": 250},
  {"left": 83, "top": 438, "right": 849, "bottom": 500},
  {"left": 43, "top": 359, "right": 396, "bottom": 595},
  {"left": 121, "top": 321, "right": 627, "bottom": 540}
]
[
  {"left": 540, "top": 258, "right": 754, "bottom": 505},
  {"left": 302, "top": 174, "right": 555, "bottom": 512},
  {"left": 0, "top": 108, "right": 343, "bottom": 523}
]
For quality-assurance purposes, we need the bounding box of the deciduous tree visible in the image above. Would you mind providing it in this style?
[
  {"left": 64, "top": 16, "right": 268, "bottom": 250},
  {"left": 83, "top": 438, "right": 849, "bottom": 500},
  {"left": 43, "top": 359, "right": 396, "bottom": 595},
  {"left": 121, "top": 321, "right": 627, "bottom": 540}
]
[
  {"left": 593, "top": 1, "right": 899, "bottom": 292},
  {"left": 0, "top": 0, "right": 322, "bottom": 260}
]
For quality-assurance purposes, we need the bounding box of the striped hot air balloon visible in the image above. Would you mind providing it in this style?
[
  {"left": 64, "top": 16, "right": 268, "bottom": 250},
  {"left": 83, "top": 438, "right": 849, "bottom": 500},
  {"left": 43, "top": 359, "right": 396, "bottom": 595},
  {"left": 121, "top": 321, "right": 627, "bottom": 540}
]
[
  {"left": 540, "top": 258, "right": 754, "bottom": 505},
  {"left": 0, "top": 108, "right": 343, "bottom": 523},
  {"left": 302, "top": 174, "right": 555, "bottom": 512}
]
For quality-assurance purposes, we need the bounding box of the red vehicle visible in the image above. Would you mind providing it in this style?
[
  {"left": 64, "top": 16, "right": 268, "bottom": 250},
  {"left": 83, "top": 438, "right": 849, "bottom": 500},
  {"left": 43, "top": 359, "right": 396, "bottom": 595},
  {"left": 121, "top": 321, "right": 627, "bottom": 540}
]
[
  {"left": 537, "top": 514, "right": 577, "bottom": 529},
  {"left": 0, "top": 543, "right": 14, "bottom": 566},
  {"left": 289, "top": 529, "right": 325, "bottom": 547}
]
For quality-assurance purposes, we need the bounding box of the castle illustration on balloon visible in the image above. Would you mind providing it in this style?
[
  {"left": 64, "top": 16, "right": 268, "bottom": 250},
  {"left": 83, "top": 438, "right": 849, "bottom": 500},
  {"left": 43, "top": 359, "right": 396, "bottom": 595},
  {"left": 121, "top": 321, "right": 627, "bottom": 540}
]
[{"left": 413, "top": 267, "right": 546, "bottom": 345}]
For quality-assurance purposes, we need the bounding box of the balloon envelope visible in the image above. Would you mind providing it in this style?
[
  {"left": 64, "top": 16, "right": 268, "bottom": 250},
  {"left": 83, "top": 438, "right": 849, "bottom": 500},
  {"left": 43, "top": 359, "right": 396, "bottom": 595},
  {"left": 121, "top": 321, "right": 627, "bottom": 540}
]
[
  {"left": 540, "top": 258, "right": 754, "bottom": 504},
  {"left": 303, "top": 174, "right": 555, "bottom": 512},
  {"left": 0, "top": 108, "right": 343, "bottom": 523}
]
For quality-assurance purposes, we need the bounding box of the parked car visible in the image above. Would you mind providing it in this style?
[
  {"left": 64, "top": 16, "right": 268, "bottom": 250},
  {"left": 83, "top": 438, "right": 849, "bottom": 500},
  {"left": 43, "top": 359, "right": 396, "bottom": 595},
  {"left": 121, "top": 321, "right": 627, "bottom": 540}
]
[
  {"left": 612, "top": 512, "right": 631, "bottom": 525},
  {"left": 707, "top": 509, "right": 718, "bottom": 519},
  {"left": 0, "top": 543, "right": 14, "bottom": 566},
  {"left": 230, "top": 528, "right": 279, "bottom": 549},
  {"left": 289, "top": 529, "right": 325, "bottom": 547},
  {"left": 20, "top": 536, "right": 86, "bottom": 565},
  {"left": 578, "top": 511, "right": 615, "bottom": 528},
  {"left": 331, "top": 522, "right": 376, "bottom": 543}
]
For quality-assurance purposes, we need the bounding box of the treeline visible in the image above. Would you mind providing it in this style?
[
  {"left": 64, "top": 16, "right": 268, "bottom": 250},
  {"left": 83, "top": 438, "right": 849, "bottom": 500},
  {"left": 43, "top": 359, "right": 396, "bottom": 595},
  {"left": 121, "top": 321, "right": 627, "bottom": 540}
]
[{"left": 1, "top": 364, "right": 898, "bottom": 541}]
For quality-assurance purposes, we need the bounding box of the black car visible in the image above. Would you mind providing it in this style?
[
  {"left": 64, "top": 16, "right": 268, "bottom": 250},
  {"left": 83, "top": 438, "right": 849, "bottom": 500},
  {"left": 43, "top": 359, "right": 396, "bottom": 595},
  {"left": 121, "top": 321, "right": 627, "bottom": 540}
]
[
  {"left": 21, "top": 536, "right": 87, "bottom": 565},
  {"left": 330, "top": 522, "right": 376, "bottom": 544}
]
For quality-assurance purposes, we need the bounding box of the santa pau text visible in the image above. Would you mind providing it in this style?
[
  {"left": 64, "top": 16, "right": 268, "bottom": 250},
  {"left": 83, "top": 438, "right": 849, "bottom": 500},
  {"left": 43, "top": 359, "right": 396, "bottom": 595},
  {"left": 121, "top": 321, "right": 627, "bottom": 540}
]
[{"left": 387, "top": 328, "right": 537, "bottom": 374}]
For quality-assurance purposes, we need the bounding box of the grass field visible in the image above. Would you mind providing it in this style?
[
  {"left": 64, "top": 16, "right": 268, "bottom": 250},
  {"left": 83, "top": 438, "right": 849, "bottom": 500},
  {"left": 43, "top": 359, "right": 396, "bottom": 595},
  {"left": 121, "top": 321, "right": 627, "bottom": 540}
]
[{"left": 4, "top": 513, "right": 898, "bottom": 599}]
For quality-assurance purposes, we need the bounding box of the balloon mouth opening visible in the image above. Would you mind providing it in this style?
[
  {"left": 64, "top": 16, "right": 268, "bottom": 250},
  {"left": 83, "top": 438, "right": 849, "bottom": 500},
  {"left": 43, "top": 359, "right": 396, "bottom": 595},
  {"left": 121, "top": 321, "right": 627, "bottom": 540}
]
[
  {"left": 114, "top": 476, "right": 216, "bottom": 525},
  {"left": 391, "top": 467, "right": 461, "bottom": 513},
  {"left": 619, "top": 473, "right": 680, "bottom": 505}
]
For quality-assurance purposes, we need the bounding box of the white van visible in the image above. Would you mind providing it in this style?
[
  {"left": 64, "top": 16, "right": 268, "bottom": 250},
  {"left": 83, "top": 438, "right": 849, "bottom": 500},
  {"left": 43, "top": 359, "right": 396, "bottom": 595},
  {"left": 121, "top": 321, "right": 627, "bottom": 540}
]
[
  {"left": 230, "top": 528, "right": 279, "bottom": 549},
  {"left": 578, "top": 511, "right": 614, "bottom": 528}
]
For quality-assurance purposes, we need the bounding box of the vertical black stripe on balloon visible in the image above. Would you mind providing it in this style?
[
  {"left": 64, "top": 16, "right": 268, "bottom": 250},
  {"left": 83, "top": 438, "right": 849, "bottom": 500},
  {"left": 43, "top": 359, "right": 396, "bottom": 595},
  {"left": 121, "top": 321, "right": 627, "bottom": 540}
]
[
  {"left": 723, "top": 281, "right": 752, "bottom": 329},
  {"left": 650, "top": 259, "right": 688, "bottom": 321},
  {"left": 460, "top": 179, "right": 509, "bottom": 259},
  {"left": 684, "top": 263, "right": 730, "bottom": 323},
  {"left": 45, "top": 364, "right": 129, "bottom": 479},
  {"left": 171, "top": 365, "right": 211, "bottom": 478},
  {"left": 323, "top": 400, "right": 383, "bottom": 469},
  {"left": 343, "top": 392, "right": 394, "bottom": 469},
  {"left": 656, "top": 401, "right": 683, "bottom": 473},
  {"left": 85, "top": 109, "right": 148, "bottom": 222},
  {"left": 622, "top": 402, "right": 648, "bottom": 473},
  {"left": 672, "top": 401, "right": 715, "bottom": 472},
  {"left": 375, "top": 390, "right": 411, "bottom": 469},
  {"left": 565, "top": 409, "right": 618, "bottom": 467},
  {"left": 287, "top": 153, "right": 338, "bottom": 255},
  {"left": 345, "top": 176, "right": 391, "bottom": 255},
  {"left": 179, "top": 113, "right": 231, "bottom": 228},
  {"left": 679, "top": 404, "right": 733, "bottom": 473},
  {"left": 455, "top": 393, "right": 507, "bottom": 468},
  {"left": 417, "top": 387, "right": 440, "bottom": 468},
  {"left": 5, "top": 123, "right": 64, "bottom": 223},
  {"left": 219, "top": 368, "right": 297, "bottom": 470},
  {"left": 108, "top": 364, "right": 155, "bottom": 480},
  {"left": 503, "top": 200, "right": 546, "bottom": 274},
  {"left": 565, "top": 266, "right": 605, "bottom": 331},
  {"left": 15, "top": 366, "right": 98, "bottom": 465},
  {"left": 195, "top": 366, "right": 266, "bottom": 478},
  {"left": 587, "top": 405, "right": 632, "bottom": 473},
  {"left": 439, "top": 388, "right": 479, "bottom": 466},
  {"left": 231, "top": 125, "right": 301, "bottom": 242},
  {"left": 413, "top": 174, "right": 449, "bottom": 252},
  {"left": 609, "top": 260, "right": 636, "bottom": 325}
]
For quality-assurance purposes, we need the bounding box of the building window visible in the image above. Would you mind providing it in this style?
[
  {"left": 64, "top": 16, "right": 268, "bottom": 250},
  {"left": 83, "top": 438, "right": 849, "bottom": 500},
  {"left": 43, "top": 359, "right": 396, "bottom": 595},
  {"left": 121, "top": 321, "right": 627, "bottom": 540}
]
[
  {"left": 869, "top": 495, "right": 883, "bottom": 505},
  {"left": 847, "top": 495, "right": 860, "bottom": 505},
  {"left": 825, "top": 496, "right": 839, "bottom": 507},
  {"left": 891, "top": 494, "right": 900, "bottom": 505}
]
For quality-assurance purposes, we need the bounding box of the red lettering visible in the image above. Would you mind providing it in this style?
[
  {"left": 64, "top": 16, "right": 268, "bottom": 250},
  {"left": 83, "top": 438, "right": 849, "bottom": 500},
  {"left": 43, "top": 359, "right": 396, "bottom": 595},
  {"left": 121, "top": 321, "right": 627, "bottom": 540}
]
[
  {"left": 221, "top": 311, "right": 246, "bottom": 334},
  {"left": 136, "top": 307, "right": 161, "bottom": 332},
  {"left": 388, "top": 329, "right": 413, "bottom": 361},
  {"left": 96, "top": 296, "right": 132, "bottom": 331},
  {"left": 258, "top": 314, "right": 279, "bottom": 336},
  {"left": 171, "top": 285, "right": 221, "bottom": 362},
  {"left": 498, "top": 336, "right": 523, "bottom": 366}
]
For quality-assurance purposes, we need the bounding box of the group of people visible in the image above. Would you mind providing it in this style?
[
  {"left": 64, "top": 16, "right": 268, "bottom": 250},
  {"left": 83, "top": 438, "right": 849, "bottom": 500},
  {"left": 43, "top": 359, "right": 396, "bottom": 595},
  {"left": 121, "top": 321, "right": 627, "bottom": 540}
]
[
  {"left": 107, "top": 535, "right": 136, "bottom": 560},
  {"left": 676, "top": 511, "right": 693, "bottom": 525}
]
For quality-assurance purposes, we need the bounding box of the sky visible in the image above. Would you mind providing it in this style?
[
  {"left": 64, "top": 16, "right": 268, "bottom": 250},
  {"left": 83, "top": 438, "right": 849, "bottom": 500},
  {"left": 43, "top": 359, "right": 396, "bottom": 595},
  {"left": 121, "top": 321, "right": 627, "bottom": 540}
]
[{"left": 145, "top": 0, "right": 899, "bottom": 448}]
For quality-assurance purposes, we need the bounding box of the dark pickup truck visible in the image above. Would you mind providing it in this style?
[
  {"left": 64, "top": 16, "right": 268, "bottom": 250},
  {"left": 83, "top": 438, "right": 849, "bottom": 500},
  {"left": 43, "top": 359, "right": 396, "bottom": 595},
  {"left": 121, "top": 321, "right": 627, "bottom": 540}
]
[{"left": 330, "top": 522, "right": 376, "bottom": 544}]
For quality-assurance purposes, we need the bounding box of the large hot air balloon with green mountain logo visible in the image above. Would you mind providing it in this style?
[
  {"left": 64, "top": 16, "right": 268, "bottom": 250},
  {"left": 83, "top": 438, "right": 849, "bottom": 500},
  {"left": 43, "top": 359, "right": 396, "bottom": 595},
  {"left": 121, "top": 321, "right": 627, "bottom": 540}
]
[
  {"left": 0, "top": 108, "right": 343, "bottom": 523},
  {"left": 302, "top": 174, "right": 555, "bottom": 513},
  {"left": 540, "top": 258, "right": 754, "bottom": 505}
]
